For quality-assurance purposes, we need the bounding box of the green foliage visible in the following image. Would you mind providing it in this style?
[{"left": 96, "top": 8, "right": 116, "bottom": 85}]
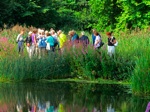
[
  {"left": 116, "top": 0, "right": 150, "bottom": 31},
  {"left": 1, "top": 24, "right": 150, "bottom": 95},
  {"left": 0, "top": 0, "right": 150, "bottom": 31},
  {"left": 131, "top": 48, "right": 150, "bottom": 95},
  {"left": 0, "top": 55, "right": 71, "bottom": 81},
  {"left": 89, "top": 0, "right": 121, "bottom": 31}
]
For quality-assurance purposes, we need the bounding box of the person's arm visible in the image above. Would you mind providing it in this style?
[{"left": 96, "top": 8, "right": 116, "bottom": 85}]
[
  {"left": 16, "top": 34, "right": 20, "bottom": 41},
  {"left": 110, "top": 37, "right": 116, "bottom": 44},
  {"left": 33, "top": 35, "right": 37, "bottom": 45},
  {"left": 113, "top": 39, "right": 116, "bottom": 44},
  {"left": 45, "top": 38, "right": 48, "bottom": 43}
]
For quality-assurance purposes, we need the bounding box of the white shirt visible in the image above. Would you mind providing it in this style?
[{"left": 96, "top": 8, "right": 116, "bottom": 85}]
[
  {"left": 16, "top": 34, "right": 24, "bottom": 42},
  {"left": 94, "top": 35, "right": 101, "bottom": 48}
]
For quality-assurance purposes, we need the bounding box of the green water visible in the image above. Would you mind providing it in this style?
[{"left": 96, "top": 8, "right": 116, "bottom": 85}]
[{"left": 0, "top": 82, "right": 149, "bottom": 112}]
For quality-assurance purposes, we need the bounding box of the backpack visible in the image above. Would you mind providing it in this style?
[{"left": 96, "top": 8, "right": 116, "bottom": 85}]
[
  {"left": 100, "top": 41, "right": 104, "bottom": 47},
  {"left": 38, "top": 38, "right": 46, "bottom": 47},
  {"left": 99, "top": 34, "right": 104, "bottom": 48}
]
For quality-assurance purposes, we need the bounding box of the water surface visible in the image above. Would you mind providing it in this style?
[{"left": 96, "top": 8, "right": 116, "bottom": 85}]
[{"left": 0, "top": 82, "right": 149, "bottom": 112}]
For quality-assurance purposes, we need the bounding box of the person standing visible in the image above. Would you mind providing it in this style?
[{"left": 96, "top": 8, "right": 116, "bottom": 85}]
[
  {"left": 106, "top": 32, "right": 117, "bottom": 57},
  {"left": 16, "top": 30, "right": 24, "bottom": 56},
  {"left": 51, "top": 30, "right": 59, "bottom": 50},
  {"left": 46, "top": 32, "right": 55, "bottom": 54},
  {"left": 38, "top": 30, "right": 47, "bottom": 59},
  {"left": 57, "top": 30, "right": 67, "bottom": 53},
  {"left": 94, "top": 32, "right": 101, "bottom": 49},
  {"left": 31, "top": 29, "right": 37, "bottom": 57},
  {"left": 69, "top": 30, "right": 79, "bottom": 52},
  {"left": 71, "top": 30, "right": 79, "bottom": 45},
  {"left": 25, "top": 31, "right": 32, "bottom": 58},
  {"left": 79, "top": 31, "right": 89, "bottom": 54}
]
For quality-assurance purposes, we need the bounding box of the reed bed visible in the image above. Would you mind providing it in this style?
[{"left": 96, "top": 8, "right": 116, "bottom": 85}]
[{"left": 0, "top": 25, "right": 150, "bottom": 95}]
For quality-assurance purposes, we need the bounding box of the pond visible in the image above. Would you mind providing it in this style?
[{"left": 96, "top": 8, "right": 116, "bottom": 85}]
[{"left": 0, "top": 82, "right": 149, "bottom": 112}]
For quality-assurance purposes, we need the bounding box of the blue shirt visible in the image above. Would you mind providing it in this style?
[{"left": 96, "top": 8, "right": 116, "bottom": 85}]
[
  {"left": 46, "top": 36, "right": 54, "bottom": 46},
  {"left": 38, "top": 37, "right": 47, "bottom": 48},
  {"left": 92, "top": 34, "right": 96, "bottom": 46},
  {"left": 71, "top": 33, "right": 79, "bottom": 44}
]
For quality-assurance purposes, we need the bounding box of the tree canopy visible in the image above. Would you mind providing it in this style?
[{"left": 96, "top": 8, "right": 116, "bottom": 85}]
[{"left": 0, "top": 0, "right": 150, "bottom": 31}]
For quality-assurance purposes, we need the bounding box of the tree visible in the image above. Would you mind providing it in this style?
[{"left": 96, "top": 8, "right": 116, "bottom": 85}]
[
  {"left": 116, "top": 0, "right": 150, "bottom": 31},
  {"left": 89, "top": 0, "right": 121, "bottom": 31}
]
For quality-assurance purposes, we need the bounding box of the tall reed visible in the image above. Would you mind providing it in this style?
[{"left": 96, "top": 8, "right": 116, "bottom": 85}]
[
  {"left": 1, "top": 25, "right": 150, "bottom": 95},
  {"left": 131, "top": 47, "right": 150, "bottom": 95}
]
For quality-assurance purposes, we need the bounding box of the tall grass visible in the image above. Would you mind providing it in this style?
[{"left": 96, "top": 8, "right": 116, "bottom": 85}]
[
  {"left": 116, "top": 29, "right": 150, "bottom": 95},
  {"left": 1, "top": 25, "right": 150, "bottom": 95},
  {"left": 0, "top": 55, "right": 71, "bottom": 81},
  {"left": 131, "top": 47, "right": 150, "bottom": 95}
]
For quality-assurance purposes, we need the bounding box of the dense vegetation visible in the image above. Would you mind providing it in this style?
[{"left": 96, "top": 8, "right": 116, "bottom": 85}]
[
  {"left": 0, "top": 25, "right": 150, "bottom": 95},
  {"left": 0, "top": 0, "right": 150, "bottom": 95},
  {"left": 0, "top": 0, "right": 150, "bottom": 31}
]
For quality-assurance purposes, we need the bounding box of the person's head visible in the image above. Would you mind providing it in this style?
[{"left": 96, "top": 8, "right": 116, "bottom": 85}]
[
  {"left": 106, "top": 32, "right": 112, "bottom": 38},
  {"left": 93, "top": 31, "right": 99, "bottom": 36},
  {"left": 92, "top": 29, "right": 97, "bottom": 34},
  {"left": 45, "top": 32, "right": 50, "bottom": 37},
  {"left": 57, "top": 30, "right": 62, "bottom": 36},
  {"left": 28, "top": 31, "right": 32, "bottom": 36},
  {"left": 72, "top": 30, "right": 76, "bottom": 35},
  {"left": 81, "top": 31, "right": 85, "bottom": 36},
  {"left": 68, "top": 31, "right": 73, "bottom": 37},
  {"left": 45, "top": 30, "right": 48, "bottom": 34},
  {"left": 51, "top": 30, "right": 55, "bottom": 35},
  {"left": 41, "top": 30, "right": 45, "bottom": 36},
  {"left": 50, "top": 28, "right": 54, "bottom": 31},
  {"left": 20, "top": 30, "right": 24, "bottom": 35},
  {"left": 32, "top": 29, "right": 37, "bottom": 34},
  {"left": 38, "top": 28, "right": 42, "bottom": 34}
]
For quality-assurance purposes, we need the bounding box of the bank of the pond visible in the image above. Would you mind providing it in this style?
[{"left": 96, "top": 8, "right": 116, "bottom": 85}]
[
  {"left": 0, "top": 76, "right": 130, "bottom": 85},
  {"left": 40, "top": 78, "right": 130, "bottom": 85}
]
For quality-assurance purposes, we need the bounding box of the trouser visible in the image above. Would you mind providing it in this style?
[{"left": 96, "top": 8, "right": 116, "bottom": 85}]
[
  {"left": 48, "top": 46, "right": 55, "bottom": 56},
  {"left": 50, "top": 46, "right": 55, "bottom": 52},
  {"left": 31, "top": 43, "right": 36, "bottom": 57},
  {"left": 18, "top": 42, "right": 24, "bottom": 54},
  {"left": 35, "top": 47, "right": 39, "bottom": 57},
  {"left": 38, "top": 47, "right": 46, "bottom": 58},
  {"left": 26, "top": 46, "right": 32, "bottom": 59},
  {"left": 108, "top": 46, "right": 115, "bottom": 57}
]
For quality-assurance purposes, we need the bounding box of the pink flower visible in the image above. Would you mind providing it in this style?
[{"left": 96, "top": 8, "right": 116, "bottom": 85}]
[{"left": 3, "top": 48, "right": 6, "bottom": 51}]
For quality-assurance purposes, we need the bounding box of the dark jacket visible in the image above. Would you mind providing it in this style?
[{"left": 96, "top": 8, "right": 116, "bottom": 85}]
[
  {"left": 25, "top": 36, "right": 32, "bottom": 46},
  {"left": 79, "top": 35, "right": 89, "bottom": 47}
]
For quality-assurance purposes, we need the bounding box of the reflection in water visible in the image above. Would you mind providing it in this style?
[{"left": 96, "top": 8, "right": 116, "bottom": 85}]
[
  {"left": 0, "top": 82, "right": 149, "bottom": 112},
  {"left": 145, "top": 102, "right": 150, "bottom": 112}
]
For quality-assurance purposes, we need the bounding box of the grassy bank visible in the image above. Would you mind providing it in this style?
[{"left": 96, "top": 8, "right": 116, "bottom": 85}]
[
  {"left": 0, "top": 25, "right": 150, "bottom": 95},
  {"left": 40, "top": 78, "right": 130, "bottom": 85}
]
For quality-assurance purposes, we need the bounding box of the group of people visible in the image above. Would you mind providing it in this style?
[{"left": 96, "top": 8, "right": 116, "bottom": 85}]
[
  {"left": 92, "top": 29, "right": 118, "bottom": 56},
  {"left": 16, "top": 28, "right": 117, "bottom": 58},
  {"left": 16, "top": 28, "right": 68, "bottom": 58}
]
